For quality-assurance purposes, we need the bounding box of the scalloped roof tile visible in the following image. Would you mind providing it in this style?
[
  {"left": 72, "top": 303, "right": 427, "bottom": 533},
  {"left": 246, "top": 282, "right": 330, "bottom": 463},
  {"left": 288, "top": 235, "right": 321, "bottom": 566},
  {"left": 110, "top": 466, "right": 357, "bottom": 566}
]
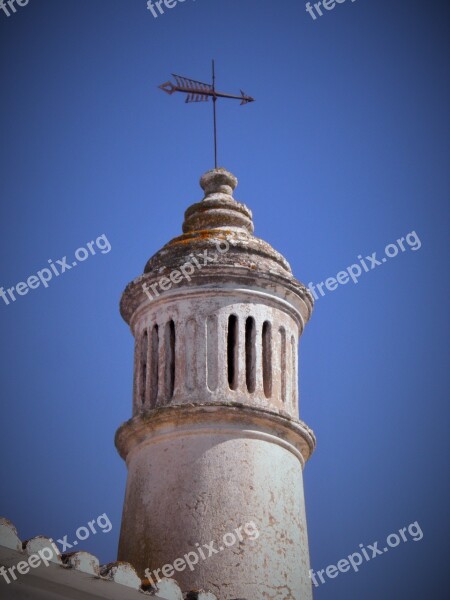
[{"left": 0, "top": 518, "right": 218, "bottom": 600}]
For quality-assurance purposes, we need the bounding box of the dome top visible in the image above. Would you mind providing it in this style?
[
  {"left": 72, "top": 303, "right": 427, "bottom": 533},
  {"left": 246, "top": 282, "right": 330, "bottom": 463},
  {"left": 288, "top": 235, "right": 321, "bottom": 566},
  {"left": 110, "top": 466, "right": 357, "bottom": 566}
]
[
  {"left": 143, "top": 167, "right": 291, "bottom": 276},
  {"left": 120, "top": 168, "right": 313, "bottom": 325}
]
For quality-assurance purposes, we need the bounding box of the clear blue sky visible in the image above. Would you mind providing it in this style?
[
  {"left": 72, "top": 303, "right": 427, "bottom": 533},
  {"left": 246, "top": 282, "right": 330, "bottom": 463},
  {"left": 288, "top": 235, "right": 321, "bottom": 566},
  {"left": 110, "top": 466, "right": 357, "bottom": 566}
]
[{"left": 0, "top": 1, "right": 448, "bottom": 598}]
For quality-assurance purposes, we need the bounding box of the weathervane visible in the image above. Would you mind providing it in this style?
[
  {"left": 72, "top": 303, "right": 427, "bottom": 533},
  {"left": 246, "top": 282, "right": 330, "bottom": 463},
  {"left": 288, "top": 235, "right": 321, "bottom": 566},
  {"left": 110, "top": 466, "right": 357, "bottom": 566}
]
[{"left": 158, "top": 61, "right": 254, "bottom": 168}]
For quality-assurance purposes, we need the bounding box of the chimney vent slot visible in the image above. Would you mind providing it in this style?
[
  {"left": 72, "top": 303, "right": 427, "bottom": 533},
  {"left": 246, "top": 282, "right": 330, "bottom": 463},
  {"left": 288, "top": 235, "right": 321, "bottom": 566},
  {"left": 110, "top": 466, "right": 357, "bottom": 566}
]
[
  {"left": 245, "top": 317, "right": 256, "bottom": 393},
  {"left": 227, "top": 315, "right": 239, "bottom": 390},
  {"left": 165, "top": 320, "right": 176, "bottom": 400},
  {"left": 262, "top": 321, "right": 272, "bottom": 398}
]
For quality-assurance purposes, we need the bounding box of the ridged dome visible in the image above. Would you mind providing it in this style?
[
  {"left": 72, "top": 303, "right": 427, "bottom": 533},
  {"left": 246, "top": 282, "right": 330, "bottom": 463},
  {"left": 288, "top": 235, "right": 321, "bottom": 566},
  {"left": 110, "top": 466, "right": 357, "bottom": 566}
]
[
  {"left": 120, "top": 168, "right": 313, "bottom": 325},
  {"left": 143, "top": 168, "right": 292, "bottom": 276}
]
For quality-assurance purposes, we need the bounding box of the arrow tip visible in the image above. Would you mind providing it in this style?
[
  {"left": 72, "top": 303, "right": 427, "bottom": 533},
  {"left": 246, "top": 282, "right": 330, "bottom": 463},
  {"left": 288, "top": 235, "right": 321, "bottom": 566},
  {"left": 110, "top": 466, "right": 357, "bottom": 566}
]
[{"left": 240, "top": 91, "right": 255, "bottom": 105}]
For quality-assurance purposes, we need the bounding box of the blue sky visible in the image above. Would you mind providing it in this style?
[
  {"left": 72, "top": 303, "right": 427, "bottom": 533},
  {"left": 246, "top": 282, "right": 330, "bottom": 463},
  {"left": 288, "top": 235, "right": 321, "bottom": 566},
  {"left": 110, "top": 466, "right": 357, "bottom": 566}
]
[{"left": 0, "top": 1, "right": 449, "bottom": 598}]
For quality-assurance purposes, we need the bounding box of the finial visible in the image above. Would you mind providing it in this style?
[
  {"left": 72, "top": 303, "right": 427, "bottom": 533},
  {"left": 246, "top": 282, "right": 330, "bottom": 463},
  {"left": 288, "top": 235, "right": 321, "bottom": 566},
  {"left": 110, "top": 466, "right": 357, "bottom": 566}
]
[
  {"left": 200, "top": 168, "right": 238, "bottom": 196},
  {"left": 182, "top": 168, "right": 254, "bottom": 234}
]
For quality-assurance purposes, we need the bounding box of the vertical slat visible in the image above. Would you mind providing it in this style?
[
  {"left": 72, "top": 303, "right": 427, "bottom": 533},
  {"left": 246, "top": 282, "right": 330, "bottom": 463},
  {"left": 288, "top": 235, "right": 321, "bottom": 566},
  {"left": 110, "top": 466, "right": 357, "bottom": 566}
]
[
  {"left": 132, "top": 334, "right": 140, "bottom": 414},
  {"left": 157, "top": 321, "right": 166, "bottom": 405},
  {"left": 280, "top": 326, "right": 287, "bottom": 403},
  {"left": 185, "top": 318, "right": 197, "bottom": 392},
  {"left": 285, "top": 330, "right": 292, "bottom": 410},
  {"left": 140, "top": 329, "right": 148, "bottom": 407},
  {"left": 291, "top": 334, "right": 297, "bottom": 412},
  {"left": 216, "top": 312, "right": 228, "bottom": 392},
  {"left": 206, "top": 315, "right": 218, "bottom": 392},
  {"left": 150, "top": 324, "right": 159, "bottom": 408},
  {"left": 236, "top": 314, "right": 246, "bottom": 393}
]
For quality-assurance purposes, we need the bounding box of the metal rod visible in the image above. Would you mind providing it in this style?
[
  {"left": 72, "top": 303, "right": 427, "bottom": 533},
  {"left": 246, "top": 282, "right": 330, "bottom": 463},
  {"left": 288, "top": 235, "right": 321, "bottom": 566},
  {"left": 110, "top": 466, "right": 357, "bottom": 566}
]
[
  {"left": 212, "top": 59, "right": 218, "bottom": 169},
  {"left": 158, "top": 66, "right": 254, "bottom": 169},
  {"left": 171, "top": 87, "right": 252, "bottom": 102}
]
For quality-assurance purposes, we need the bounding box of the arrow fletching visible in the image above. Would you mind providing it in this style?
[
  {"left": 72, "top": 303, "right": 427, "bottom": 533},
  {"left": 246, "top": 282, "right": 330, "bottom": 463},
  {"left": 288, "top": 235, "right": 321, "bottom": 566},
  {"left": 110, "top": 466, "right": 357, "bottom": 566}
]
[{"left": 173, "top": 74, "right": 213, "bottom": 92}]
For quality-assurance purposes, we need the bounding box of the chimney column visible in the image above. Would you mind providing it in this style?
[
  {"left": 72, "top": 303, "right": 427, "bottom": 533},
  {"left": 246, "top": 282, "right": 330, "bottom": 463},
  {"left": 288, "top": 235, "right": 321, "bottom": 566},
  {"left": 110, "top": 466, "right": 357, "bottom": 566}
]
[{"left": 116, "top": 169, "right": 316, "bottom": 599}]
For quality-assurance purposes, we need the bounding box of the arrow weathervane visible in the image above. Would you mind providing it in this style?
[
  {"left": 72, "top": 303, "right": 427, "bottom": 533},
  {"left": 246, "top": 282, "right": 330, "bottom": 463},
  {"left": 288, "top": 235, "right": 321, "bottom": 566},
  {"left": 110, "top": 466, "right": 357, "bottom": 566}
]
[{"left": 158, "top": 61, "right": 254, "bottom": 168}]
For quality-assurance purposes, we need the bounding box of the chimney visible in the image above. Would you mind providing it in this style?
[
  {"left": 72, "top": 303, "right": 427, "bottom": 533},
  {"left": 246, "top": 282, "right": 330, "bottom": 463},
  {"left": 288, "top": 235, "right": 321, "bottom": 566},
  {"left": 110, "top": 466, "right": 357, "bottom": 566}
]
[{"left": 116, "top": 168, "right": 316, "bottom": 599}]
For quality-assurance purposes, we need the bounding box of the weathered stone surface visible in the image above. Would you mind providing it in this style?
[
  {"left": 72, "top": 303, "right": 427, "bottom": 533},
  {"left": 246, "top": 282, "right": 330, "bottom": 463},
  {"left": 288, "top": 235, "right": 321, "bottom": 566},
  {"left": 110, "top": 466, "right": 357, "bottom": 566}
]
[
  {"left": 0, "top": 517, "right": 22, "bottom": 552},
  {"left": 24, "top": 536, "right": 62, "bottom": 564},
  {"left": 148, "top": 577, "right": 183, "bottom": 599},
  {"left": 0, "top": 518, "right": 172, "bottom": 599},
  {"left": 117, "top": 169, "right": 315, "bottom": 600},
  {"left": 116, "top": 404, "right": 315, "bottom": 465},
  {"left": 63, "top": 551, "right": 100, "bottom": 575},
  {"left": 100, "top": 561, "right": 142, "bottom": 589},
  {"left": 121, "top": 168, "right": 313, "bottom": 325}
]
